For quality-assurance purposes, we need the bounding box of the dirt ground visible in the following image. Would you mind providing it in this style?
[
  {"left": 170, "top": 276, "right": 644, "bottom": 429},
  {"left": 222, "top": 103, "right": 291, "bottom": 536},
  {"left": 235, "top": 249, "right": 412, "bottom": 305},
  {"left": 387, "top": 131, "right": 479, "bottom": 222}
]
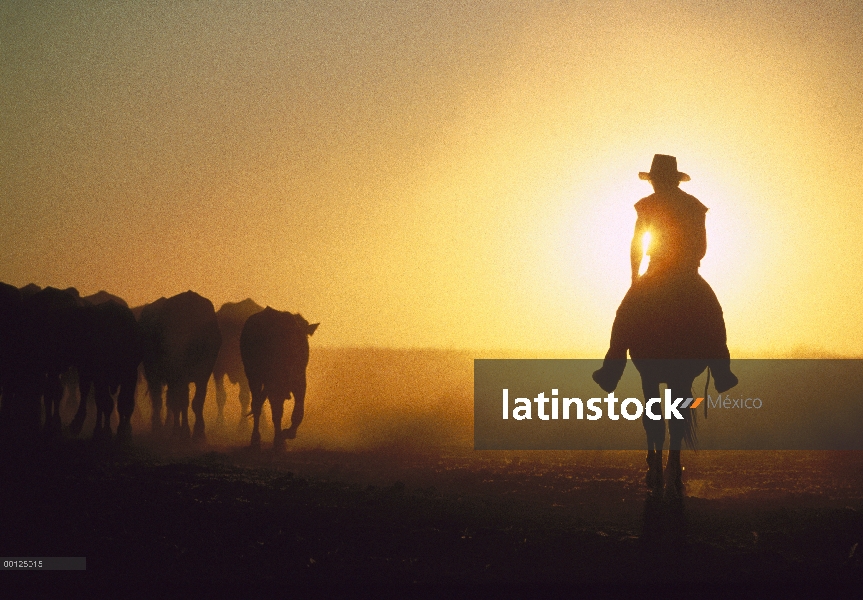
[
  {"left": 2, "top": 439, "right": 863, "bottom": 596},
  {"left": 3, "top": 350, "right": 863, "bottom": 594}
]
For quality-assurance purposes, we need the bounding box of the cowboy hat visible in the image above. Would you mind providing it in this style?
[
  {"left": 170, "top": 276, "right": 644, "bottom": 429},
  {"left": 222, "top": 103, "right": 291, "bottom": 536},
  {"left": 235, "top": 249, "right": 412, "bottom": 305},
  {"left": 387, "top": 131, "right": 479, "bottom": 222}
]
[{"left": 639, "top": 154, "right": 690, "bottom": 182}]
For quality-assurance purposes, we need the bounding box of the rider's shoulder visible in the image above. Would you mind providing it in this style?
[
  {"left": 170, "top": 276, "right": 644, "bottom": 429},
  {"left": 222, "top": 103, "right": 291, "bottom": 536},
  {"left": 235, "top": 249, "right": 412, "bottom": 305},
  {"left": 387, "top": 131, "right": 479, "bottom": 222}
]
[
  {"left": 681, "top": 191, "right": 709, "bottom": 213},
  {"left": 635, "top": 189, "right": 708, "bottom": 213},
  {"left": 634, "top": 193, "right": 658, "bottom": 212}
]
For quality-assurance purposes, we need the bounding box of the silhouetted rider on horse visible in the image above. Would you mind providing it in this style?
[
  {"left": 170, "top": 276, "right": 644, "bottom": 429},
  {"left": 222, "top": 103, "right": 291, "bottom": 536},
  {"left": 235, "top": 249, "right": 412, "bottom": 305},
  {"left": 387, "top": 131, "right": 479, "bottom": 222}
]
[{"left": 592, "top": 154, "right": 738, "bottom": 496}]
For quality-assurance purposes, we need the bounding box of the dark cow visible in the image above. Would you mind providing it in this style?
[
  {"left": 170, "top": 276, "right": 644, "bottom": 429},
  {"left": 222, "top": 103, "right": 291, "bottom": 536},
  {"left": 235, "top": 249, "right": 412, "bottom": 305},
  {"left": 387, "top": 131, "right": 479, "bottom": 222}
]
[
  {"left": 83, "top": 290, "right": 129, "bottom": 308},
  {"left": 139, "top": 291, "right": 221, "bottom": 441},
  {"left": 0, "top": 283, "right": 22, "bottom": 428},
  {"left": 214, "top": 299, "right": 264, "bottom": 429},
  {"left": 61, "top": 291, "right": 130, "bottom": 425},
  {"left": 69, "top": 299, "right": 143, "bottom": 441},
  {"left": 240, "top": 308, "right": 318, "bottom": 450},
  {"left": 18, "top": 283, "right": 42, "bottom": 299},
  {"left": 8, "top": 287, "right": 81, "bottom": 437}
]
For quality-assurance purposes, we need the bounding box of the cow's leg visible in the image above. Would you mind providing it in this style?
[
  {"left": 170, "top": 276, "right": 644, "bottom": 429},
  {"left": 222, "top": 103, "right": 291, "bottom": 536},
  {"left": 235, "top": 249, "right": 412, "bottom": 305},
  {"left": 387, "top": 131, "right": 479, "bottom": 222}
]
[
  {"left": 60, "top": 368, "right": 79, "bottom": 422},
  {"left": 640, "top": 375, "right": 664, "bottom": 495},
  {"left": 93, "top": 381, "right": 113, "bottom": 440},
  {"left": 271, "top": 396, "right": 285, "bottom": 452},
  {"left": 70, "top": 369, "right": 92, "bottom": 436},
  {"left": 43, "top": 371, "right": 64, "bottom": 437},
  {"left": 23, "top": 373, "right": 44, "bottom": 437},
  {"left": 131, "top": 367, "right": 146, "bottom": 429},
  {"left": 284, "top": 377, "right": 306, "bottom": 440},
  {"left": 237, "top": 377, "right": 251, "bottom": 432},
  {"left": 148, "top": 378, "right": 164, "bottom": 433},
  {"left": 167, "top": 382, "right": 191, "bottom": 439},
  {"left": 116, "top": 368, "right": 138, "bottom": 441},
  {"left": 214, "top": 372, "right": 226, "bottom": 427},
  {"left": 248, "top": 378, "right": 265, "bottom": 449},
  {"left": 191, "top": 376, "right": 209, "bottom": 443}
]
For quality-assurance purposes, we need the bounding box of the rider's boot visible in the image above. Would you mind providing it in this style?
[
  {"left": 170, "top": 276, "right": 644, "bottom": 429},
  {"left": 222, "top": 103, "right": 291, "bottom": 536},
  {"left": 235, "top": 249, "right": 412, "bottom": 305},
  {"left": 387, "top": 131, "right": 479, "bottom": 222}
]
[
  {"left": 592, "top": 350, "right": 626, "bottom": 393},
  {"left": 709, "top": 358, "right": 738, "bottom": 393}
]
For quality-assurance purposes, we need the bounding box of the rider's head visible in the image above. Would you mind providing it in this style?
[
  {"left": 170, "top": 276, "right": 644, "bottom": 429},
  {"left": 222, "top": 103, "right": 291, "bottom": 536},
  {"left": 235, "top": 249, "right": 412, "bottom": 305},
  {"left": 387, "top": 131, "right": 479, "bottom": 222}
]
[{"left": 639, "top": 154, "right": 690, "bottom": 191}]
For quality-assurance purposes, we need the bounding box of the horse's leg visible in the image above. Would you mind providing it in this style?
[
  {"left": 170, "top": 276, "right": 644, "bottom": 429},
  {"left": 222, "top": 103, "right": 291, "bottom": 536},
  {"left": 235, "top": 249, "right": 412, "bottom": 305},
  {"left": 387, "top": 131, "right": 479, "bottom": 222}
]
[
  {"left": 665, "top": 377, "right": 695, "bottom": 499},
  {"left": 640, "top": 376, "right": 664, "bottom": 494}
]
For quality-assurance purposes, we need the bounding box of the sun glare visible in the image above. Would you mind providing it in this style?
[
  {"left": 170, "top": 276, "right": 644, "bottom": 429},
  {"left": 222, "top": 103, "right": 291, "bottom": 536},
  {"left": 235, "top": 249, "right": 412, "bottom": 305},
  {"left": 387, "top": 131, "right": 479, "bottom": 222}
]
[{"left": 638, "top": 231, "right": 651, "bottom": 276}]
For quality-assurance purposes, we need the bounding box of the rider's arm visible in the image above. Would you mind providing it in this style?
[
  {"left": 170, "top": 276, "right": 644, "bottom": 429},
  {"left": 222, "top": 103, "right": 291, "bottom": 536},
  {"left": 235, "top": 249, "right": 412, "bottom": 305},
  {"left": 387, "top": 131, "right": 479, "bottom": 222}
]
[
  {"left": 631, "top": 216, "right": 646, "bottom": 282},
  {"left": 695, "top": 213, "right": 707, "bottom": 261}
]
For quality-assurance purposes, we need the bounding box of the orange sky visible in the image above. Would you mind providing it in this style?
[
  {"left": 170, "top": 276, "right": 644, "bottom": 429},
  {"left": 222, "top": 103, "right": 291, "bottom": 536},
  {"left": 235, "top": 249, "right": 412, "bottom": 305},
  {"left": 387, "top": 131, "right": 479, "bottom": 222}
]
[{"left": 2, "top": 1, "right": 862, "bottom": 354}]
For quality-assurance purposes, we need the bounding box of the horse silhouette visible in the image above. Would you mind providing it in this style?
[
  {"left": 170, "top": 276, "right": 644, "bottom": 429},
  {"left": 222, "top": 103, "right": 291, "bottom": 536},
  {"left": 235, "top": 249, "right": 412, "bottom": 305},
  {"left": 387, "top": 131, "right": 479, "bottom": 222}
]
[
  {"left": 240, "top": 308, "right": 318, "bottom": 450},
  {"left": 139, "top": 291, "right": 221, "bottom": 441},
  {"left": 595, "top": 270, "right": 737, "bottom": 497},
  {"left": 213, "top": 299, "right": 264, "bottom": 430}
]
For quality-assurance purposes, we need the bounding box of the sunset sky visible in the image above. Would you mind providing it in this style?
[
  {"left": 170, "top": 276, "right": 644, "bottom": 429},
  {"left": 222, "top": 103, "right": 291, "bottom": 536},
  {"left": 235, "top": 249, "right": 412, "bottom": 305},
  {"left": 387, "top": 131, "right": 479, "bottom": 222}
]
[{"left": 2, "top": 1, "right": 862, "bottom": 354}]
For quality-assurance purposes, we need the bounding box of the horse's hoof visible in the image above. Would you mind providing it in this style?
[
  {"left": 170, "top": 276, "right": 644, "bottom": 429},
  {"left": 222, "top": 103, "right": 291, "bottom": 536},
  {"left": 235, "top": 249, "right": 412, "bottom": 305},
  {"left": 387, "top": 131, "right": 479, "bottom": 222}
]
[
  {"left": 250, "top": 431, "right": 261, "bottom": 449},
  {"left": 283, "top": 428, "right": 297, "bottom": 440},
  {"left": 664, "top": 466, "right": 684, "bottom": 499},
  {"left": 646, "top": 468, "right": 663, "bottom": 492}
]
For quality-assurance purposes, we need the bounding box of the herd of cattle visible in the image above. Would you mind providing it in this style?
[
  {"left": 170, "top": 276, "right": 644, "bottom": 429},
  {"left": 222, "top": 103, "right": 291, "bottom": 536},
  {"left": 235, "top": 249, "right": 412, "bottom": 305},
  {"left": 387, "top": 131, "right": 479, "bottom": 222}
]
[{"left": 0, "top": 283, "right": 318, "bottom": 450}]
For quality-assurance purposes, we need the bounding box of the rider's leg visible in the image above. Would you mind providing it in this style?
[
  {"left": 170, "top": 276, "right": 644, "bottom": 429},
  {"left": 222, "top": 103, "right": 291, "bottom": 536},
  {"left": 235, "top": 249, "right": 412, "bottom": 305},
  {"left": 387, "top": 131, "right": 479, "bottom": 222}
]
[
  {"left": 593, "top": 286, "right": 637, "bottom": 392},
  {"left": 694, "top": 274, "right": 738, "bottom": 393}
]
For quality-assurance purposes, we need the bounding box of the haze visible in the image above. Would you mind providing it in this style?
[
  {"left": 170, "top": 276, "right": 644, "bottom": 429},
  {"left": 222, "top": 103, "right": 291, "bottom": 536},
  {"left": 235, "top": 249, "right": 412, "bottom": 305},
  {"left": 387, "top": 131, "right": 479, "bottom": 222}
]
[{"left": 2, "top": 1, "right": 862, "bottom": 355}]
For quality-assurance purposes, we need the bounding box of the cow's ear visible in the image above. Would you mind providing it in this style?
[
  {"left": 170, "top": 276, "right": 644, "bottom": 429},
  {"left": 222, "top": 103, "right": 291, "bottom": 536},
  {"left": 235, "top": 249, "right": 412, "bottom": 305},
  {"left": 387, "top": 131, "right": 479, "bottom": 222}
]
[{"left": 308, "top": 323, "right": 320, "bottom": 336}]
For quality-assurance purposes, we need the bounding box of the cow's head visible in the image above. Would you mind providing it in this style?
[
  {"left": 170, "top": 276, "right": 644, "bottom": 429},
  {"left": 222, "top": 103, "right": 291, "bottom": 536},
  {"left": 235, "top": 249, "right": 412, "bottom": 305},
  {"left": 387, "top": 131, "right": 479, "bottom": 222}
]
[{"left": 294, "top": 313, "right": 320, "bottom": 337}]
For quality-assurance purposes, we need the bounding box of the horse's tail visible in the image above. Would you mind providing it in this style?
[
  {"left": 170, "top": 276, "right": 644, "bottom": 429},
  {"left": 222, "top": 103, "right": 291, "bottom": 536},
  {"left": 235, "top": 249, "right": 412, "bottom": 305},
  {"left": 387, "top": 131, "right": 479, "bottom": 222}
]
[
  {"left": 683, "top": 368, "right": 711, "bottom": 451},
  {"left": 683, "top": 399, "right": 698, "bottom": 451}
]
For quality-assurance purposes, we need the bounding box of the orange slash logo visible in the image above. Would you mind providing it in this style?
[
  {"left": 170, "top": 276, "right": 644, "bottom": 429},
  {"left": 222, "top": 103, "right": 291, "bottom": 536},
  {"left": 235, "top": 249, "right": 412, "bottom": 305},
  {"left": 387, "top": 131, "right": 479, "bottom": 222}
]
[{"left": 682, "top": 397, "right": 703, "bottom": 409}]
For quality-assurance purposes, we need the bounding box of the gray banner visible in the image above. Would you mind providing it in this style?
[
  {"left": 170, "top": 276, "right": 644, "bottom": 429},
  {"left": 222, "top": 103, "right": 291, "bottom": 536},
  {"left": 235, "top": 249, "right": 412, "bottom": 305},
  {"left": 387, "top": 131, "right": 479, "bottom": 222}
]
[
  {"left": 1, "top": 557, "right": 86, "bottom": 570},
  {"left": 474, "top": 359, "right": 863, "bottom": 450}
]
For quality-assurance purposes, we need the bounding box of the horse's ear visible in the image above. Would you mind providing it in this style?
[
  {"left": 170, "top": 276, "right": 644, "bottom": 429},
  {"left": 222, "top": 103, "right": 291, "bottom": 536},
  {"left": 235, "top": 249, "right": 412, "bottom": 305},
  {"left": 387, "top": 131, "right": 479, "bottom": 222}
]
[{"left": 307, "top": 323, "right": 320, "bottom": 336}]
